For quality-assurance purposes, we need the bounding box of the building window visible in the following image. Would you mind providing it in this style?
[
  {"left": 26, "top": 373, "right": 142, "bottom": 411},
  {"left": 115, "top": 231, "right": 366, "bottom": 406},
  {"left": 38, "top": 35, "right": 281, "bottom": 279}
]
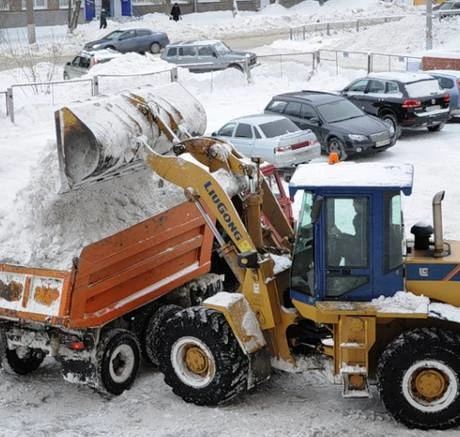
[
  {"left": 132, "top": 0, "right": 162, "bottom": 4},
  {"left": 59, "top": 0, "right": 70, "bottom": 8},
  {"left": 21, "top": 0, "right": 48, "bottom": 9},
  {"left": 0, "top": 0, "right": 9, "bottom": 10}
]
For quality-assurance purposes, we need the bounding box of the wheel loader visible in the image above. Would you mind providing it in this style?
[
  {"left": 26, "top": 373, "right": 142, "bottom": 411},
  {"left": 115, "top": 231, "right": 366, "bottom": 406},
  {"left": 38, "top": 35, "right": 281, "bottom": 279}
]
[{"left": 3, "top": 82, "right": 460, "bottom": 430}]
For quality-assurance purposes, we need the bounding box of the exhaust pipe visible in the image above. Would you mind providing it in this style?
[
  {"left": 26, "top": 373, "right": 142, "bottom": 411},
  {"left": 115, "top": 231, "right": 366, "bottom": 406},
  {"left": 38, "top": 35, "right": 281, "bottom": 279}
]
[
  {"left": 432, "top": 191, "right": 450, "bottom": 257},
  {"left": 55, "top": 83, "right": 206, "bottom": 191}
]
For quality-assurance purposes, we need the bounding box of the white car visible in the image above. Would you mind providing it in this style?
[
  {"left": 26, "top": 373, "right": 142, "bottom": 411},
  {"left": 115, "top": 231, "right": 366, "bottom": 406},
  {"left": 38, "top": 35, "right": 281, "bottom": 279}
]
[
  {"left": 212, "top": 114, "right": 320, "bottom": 168},
  {"left": 63, "top": 49, "right": 122, "bottom": 80}
]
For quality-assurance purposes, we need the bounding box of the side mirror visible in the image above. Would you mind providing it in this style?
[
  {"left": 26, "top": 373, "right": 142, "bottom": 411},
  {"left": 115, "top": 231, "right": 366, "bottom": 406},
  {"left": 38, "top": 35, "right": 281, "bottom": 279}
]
[
  {"left": 310, "top": 196, "right": 323, "bottom": 223},
  {"left": 309, "top": 117, "right": 321, "bottom": 126}
]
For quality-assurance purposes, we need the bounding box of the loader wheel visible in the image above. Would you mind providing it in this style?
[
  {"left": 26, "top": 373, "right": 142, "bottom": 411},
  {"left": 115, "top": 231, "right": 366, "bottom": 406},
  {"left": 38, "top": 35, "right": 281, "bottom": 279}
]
[
  {"left": 158, "top": 306, "right": 249, "bottom": 406},
  {"left": 144, "top": 304, "right": 182, "bottom": 366},
  {"left": 3, "top": 347, "right": 45, "bottom": 375},
  {"left": 377, "top": 327, "right": 460, "bottom": 430},
  {"left": 97, "top": 329, "right": 140, "bottom": 395}
]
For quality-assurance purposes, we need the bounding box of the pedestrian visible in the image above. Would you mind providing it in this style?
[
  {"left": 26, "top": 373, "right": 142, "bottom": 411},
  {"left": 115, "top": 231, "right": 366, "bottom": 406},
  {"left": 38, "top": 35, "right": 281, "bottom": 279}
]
[
  {"left": 100, "top": 8, "right": 107, "bottom": 29},
  {"left": 170, "top": 2, "right": 181, "bottom": 22}
]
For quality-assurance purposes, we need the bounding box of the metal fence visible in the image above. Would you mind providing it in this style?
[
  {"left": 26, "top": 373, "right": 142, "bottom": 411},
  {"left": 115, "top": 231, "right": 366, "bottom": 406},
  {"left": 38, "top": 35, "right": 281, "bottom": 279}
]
[
  {"left": 4, "top": 68, "right": 177, "bottom": 123},
  {"left": 317, "top": 50, "right": 422, "bottom": 74},
  {"left": 257, "top": 52, "right": 318, "bottom": 78},
  {"left": 289, "top": 15, "right": 405, "bottom": 39}
]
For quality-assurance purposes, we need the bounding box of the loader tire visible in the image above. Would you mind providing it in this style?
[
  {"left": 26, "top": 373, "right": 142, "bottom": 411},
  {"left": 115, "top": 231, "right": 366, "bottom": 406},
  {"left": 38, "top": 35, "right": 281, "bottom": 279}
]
[
  {"left": 96, "top": 329, "right": 140, "bottom": 395},
  {"left": 377, "top": 327, "right": 460, "bottom": 430},
  {"left": 144, "top": 304, "right": 182, "bottom": 366},
  {"left": 158, "top": 306, "right": 248, "bottom": 406},
  {"left": 3, "top": 347, "right": 45, "bottom": 375}
]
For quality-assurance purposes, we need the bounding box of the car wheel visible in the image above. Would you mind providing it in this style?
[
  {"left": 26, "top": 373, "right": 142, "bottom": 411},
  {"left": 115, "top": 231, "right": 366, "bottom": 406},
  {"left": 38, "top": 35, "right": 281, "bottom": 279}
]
[
  {"left": 427, "top": 122, "right": 445, "bottom": 132},
  {"left": 381, "top": 113, "right": 401, "bottom": 138},
  {"left": 150, "top": 43, "right": 161, "bottom": 54},
  {"left": 327, "top": 137, "right": 348, "bottom": 161},
  {"left": 229, "top": 64, "right": 244, "bottom": 73}
]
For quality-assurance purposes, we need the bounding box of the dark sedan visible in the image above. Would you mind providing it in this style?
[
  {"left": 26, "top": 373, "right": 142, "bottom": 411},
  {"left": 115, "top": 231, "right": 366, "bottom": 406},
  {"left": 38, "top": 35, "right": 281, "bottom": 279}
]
[
  {"left": 264, "top": 91, "right": 396, "bottom": 161},
  {"left": 84, "top": 28, "right": 170, "bottom": 54}
]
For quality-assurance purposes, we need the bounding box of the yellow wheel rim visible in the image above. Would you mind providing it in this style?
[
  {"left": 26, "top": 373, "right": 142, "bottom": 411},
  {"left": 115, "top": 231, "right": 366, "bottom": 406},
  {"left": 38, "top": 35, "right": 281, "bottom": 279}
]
[
  {"left": 412, "top": 368, "right": 447, "bottom": 402},
  {"left": 184, "top": 345, "right": 210, "bottom": 376}
]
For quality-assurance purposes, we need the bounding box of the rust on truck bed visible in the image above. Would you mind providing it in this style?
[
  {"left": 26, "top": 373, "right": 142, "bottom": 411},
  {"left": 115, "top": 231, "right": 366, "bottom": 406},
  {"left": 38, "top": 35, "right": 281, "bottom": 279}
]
[{"left": 0, "top": 202, "right": 213, "bottom": 328}]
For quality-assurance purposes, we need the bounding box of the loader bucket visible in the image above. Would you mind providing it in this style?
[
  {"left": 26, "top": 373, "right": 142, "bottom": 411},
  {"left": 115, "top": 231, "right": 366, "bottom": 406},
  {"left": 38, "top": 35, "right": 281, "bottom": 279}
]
[{"left": 55, "top": 83, "right": 207, "bottom": 191}]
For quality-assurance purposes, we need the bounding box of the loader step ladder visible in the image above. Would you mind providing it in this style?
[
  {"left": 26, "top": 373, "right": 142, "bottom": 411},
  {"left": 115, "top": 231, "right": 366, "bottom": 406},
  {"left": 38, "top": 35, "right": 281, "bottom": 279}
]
[{"left": 335, "top": 316, "right": 376, "bottom": 398}]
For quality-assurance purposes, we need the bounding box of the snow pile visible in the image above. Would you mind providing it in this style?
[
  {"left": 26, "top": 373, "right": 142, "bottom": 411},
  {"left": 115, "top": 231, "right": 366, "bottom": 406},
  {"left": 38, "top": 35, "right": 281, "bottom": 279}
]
[
  {"left": 371, "top": 291, "right": 429, "bottom": 313},
  {"left": 0, "top": 141, "right": 185, "bottom": 270}
]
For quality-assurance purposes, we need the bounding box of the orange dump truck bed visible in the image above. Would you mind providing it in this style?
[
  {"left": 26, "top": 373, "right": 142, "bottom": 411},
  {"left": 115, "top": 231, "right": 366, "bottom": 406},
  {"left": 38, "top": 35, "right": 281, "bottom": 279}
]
[{"left": 0, "top": 201, "right": 213, "bottom": 329}]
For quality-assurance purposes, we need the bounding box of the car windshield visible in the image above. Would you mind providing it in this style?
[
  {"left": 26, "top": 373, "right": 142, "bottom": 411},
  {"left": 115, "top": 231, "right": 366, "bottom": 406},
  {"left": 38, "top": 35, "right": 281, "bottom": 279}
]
[
  {"left": 259, "top": 118, "right": 299, "bottom": 138},
  {"left": 439, "top": 2, "right": 455, "bottom": 9},
  {"left": 405, "top": 79, "right": 442, "bottom": 97},
  {"left": 317, "top": 99, "right": 364, "bottom": 123},
  {"left": 103, "top": 30, "right": 124, "bottom": 40},
  {"left": 213, "top": 41, "right": 232, "bottom": 55}
]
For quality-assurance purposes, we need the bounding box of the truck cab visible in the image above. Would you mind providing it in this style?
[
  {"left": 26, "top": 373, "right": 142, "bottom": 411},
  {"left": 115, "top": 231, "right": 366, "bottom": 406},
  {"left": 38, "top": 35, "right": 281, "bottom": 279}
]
[{"left": 288, "top": 162, "right": 413, "bottom": 305}]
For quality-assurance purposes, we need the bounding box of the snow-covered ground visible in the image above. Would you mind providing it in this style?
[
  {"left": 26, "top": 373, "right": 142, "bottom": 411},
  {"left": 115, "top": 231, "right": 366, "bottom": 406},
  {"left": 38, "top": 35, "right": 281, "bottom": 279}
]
[{"left": 1, "top": 0, "right": 460, "bottom": 435}]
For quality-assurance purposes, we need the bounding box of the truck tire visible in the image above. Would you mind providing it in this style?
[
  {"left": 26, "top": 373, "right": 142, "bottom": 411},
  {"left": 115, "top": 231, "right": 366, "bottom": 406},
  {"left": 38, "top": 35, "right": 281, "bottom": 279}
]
[
  {"left": 158, "top": 306, "right": 248, "bottom": 406},
  {"left": 96, "top": 329, "right": 140, "bottom": 395},
  {"left": 377, "top": 327, "right": 460, "bottom": 430},
  {"left": 3, "top": 347, "right": 45, "bottom": 375},
  {"left": 144, "top": 304, "right": 182, "bottom": 366}
]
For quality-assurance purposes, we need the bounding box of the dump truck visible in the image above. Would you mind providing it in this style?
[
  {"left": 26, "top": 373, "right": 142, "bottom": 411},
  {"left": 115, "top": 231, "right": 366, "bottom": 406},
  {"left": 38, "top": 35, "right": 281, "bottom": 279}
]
[{"left": 0, "top": 83, "right": 293, "bottom": 396}]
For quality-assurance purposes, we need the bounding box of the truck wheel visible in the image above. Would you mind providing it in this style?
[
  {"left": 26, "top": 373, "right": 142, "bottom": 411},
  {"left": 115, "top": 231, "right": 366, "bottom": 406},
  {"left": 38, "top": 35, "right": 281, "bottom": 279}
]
[
  {"left": 158, "top": 306, "right": 248, "bottom": 405},
  {"left": 144, "top": 304, "right": 182, "bottom": 366},
  {"left": 327, "top": 137, "right": 348, "bottom": 161},
  {"left": 4, "top": 347, "right": 45, "bottom": 375},
  {"left": 377, "top": 327, "right": 460, "bottom": 430},
  {"left": 97, "top": 329, "right": 140, "bottom": 395},
  {"left": 150, "top": 43, "right": 161, "bottom": 54}
]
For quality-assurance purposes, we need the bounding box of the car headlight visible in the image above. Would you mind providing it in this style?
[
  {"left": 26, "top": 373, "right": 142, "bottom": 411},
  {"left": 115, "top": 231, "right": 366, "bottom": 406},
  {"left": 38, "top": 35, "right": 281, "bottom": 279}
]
[{"left": 348, "top": 134, "right": 368, "bottom": 142}]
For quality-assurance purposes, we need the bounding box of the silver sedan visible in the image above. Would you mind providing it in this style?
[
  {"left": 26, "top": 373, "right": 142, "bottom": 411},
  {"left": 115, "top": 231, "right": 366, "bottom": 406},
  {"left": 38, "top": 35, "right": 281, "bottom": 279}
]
[{"left": 212, "top": 114, "right": 320, "bottom": 168}]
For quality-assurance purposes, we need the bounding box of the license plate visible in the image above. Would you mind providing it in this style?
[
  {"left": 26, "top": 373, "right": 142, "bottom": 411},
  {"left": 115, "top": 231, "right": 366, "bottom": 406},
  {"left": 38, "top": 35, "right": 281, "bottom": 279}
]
[
  {"left": 426, "top": 105, "right": 441, "bottom": 112},
  {"left": 376, "top": 139, "right": 390, "bottom": 147}
]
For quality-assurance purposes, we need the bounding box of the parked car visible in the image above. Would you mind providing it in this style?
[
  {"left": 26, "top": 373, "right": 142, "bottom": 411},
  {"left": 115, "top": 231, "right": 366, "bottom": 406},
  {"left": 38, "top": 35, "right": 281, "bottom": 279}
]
[
  {"left": 433, "top": 1, "right": 460, "bottom": 18},
  {"left": 212, "top": 114, "right": 320, "bottom": 168},
  {"left": 84, "top": 28, "right": 170, "bottom": 54},
  {"left": 340, "top": 72, "right": 451, "bottom": 137},
  {"left": 160, "top": 40, "right": 258, "bottom": 73},
  {"left": 425, "top": 69, "right": 460, "bottom": 117},
  {"left": 63, "top": 49, "right": 122, "bottom": 80},
  {"left": 264, "top": 91, "right": 396, "bottom": 161}
]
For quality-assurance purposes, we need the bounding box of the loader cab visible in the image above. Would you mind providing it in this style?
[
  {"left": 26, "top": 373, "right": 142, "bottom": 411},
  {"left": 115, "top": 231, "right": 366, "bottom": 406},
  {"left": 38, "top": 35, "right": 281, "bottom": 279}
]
[{"left": 288, "top": 162, "right": 413, "bottom": 305}]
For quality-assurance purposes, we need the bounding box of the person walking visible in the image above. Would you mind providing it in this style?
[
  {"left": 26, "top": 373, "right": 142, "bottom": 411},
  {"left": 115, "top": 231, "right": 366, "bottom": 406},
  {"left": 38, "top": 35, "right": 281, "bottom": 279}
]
[
  {"left": 100, "top": 8, "right": 107, "bottom": 29},
  {"left": 170, "top": 3, "right": 181, "bottom": 22}
]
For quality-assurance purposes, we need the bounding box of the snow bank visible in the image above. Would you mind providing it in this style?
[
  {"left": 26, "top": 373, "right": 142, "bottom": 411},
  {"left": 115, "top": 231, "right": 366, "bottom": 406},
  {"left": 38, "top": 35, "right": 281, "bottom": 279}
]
[{"left": 0, "top": 140, "right": 185, "bottom": 270}]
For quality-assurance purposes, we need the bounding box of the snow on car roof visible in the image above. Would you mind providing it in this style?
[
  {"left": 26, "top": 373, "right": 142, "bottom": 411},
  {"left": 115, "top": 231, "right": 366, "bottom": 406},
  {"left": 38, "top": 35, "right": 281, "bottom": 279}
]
[
  {"left": 231, "top": 113, "right": 289, "bottom": 124},
  {"left": 289, "top": 162, "right": 414, "bottom": 195},
  {"left": 171, "top": 40, "right": 221, "bottom": 46},
  {"left": 368, "top": 72, "right": 435, "bottom": 83},
  {"left": 80, "top": 49, "right": 123, "bottom": 60}
]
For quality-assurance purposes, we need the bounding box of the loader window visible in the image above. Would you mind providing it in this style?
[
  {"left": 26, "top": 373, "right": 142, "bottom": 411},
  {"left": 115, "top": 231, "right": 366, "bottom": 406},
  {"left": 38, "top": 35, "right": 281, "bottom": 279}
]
[
  {"left": 291, "top": 191, "right": 315, "bottom": 296},
  {"left": 385, "top": 192, "right": 403, "bottom": 272},
  {"left": 325, "top": 196, "right": 369, "bottom": 297}
]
